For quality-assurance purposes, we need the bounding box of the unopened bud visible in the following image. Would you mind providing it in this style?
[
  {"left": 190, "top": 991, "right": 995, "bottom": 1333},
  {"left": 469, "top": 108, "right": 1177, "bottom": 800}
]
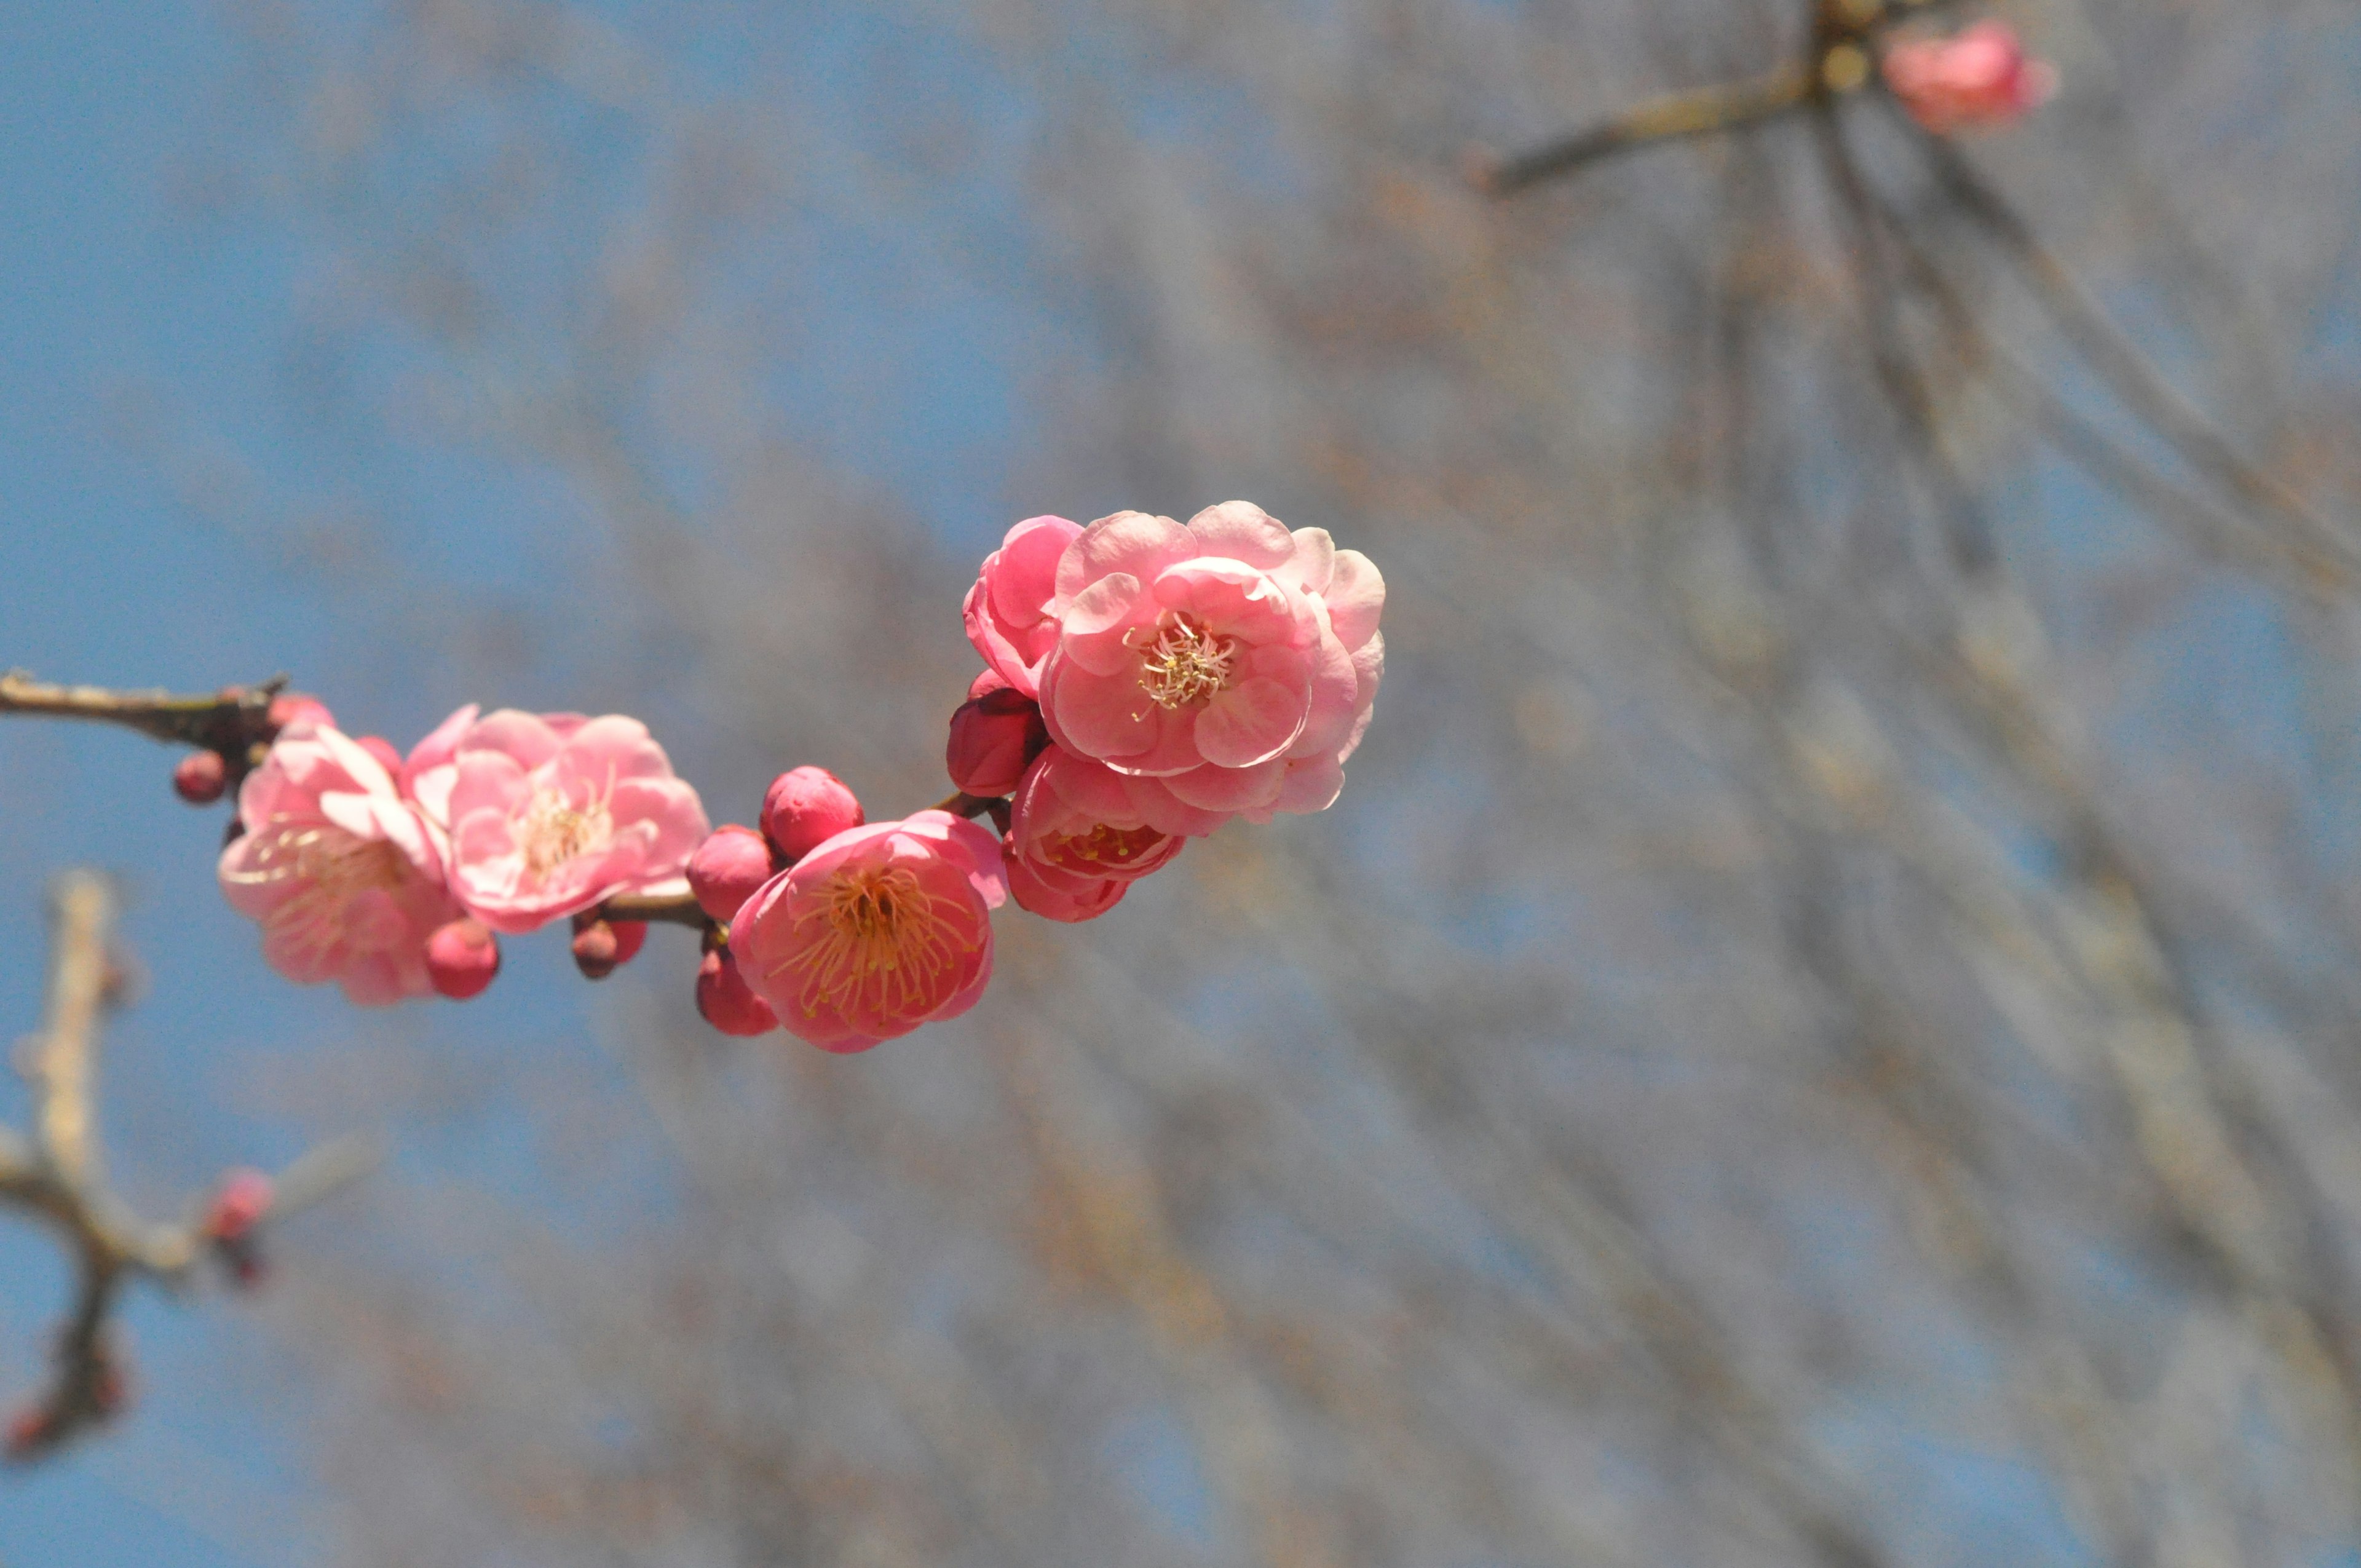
[
  {"left": 686, "top": 825, "right": 776, "bottom": 924},
  {"left": 761, "top": 766, "right": 864, "bottom": 863},
  {"left": 204, "top": 1168, "right": 275, "bottom": 1243},
  {"left": 172, "top": 750, "right": 228, "bottom": 806},
  {"left": 946, "top": 686, "right": 1049, "bottom": 798},
  {"left": 569, "top": 915, "right": 647, "bottom": 980},
  {"left": 425, "top": 918, "right": 501, "bottom": 1000},
  {"left": 695, "top": 947, "right": 778, "bottom": 1036}
]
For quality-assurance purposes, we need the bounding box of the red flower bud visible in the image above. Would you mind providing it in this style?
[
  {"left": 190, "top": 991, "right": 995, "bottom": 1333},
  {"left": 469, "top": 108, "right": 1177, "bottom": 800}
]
[
  {"left": 761, "top": 766, "right": 864, "bottom": 863},
  {"left": 945, "top": 686, "right": 1049, "bottom": 798},
  {"left": 686, "top": 825, "right": 777, "bottom": 924},
  {"left": 172, "top": 750, "right": 228, "bottom": 806},
  {"left": 695, "top": 947, "right": 778, "bottom": 1036},
  {"left": 204, "top": 1168, "right": 275, "bottom": 1243},
  {"left": 424, "top": 919, "right": 502, "bottom": 1000}
]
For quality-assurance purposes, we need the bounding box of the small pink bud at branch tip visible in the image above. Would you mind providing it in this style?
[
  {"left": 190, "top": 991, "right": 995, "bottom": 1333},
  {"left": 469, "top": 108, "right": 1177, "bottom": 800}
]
[{"left": 570, "top": 913, "right": 647, "bottom": 980}]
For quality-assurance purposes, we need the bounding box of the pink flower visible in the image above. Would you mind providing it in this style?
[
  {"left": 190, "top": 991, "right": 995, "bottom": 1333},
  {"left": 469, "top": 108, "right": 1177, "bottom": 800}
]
[
  {"left": 1030, "top": 502, "right": 1384, "bottom": 831},
  {"left": 964, "top": 515, "right": 1084, "bottom": 698},
  {"left": 1003, "top": 745, "right": 1184, "bottom": 922},
  {"left": 730, "top": 810, "right": 1007, "bottom": 1052},
  {"left": 218, "top": 724, "right": 459, "bottom": 1005},
  {"left": 1881, "top": 21, "right": 2057, "bottom": 133},
  {"left": 945, "top": 670, "right": 1051, "bottom": 798},
  {"left": 406, "top": 706, "right": 710, "bottom": 935}
]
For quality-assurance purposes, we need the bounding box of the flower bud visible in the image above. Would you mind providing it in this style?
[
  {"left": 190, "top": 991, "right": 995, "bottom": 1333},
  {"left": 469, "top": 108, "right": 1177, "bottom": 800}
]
[
  {"left": 354, "top": 734, "right": 405, "bottom": 778},
  {"left": 172, "top": 750, "right": 228, "bottom": 806},
  {"left": 695, "top": 947, "right": 778, "bottom": 1036},
  {"left": 569, "top": 915, "right": 646, "bottom": 980},
  {"left": 687, "top": 825, "right": 777, "bottom": 923},
  {"left": 424, "top": 918, "right": 502, "bottom": 1000},
  {"left": 203, "top": 1168, "right": 275, "bottom": 1243},
  {"left": 266, "top": 693, "right": 336, "bottom": 734},
  {"left": 761, "top": 766, "right": 864, "bottom": 863},
  {"left": 946, "top": 686, "right": 1050, "bottom": 798}
]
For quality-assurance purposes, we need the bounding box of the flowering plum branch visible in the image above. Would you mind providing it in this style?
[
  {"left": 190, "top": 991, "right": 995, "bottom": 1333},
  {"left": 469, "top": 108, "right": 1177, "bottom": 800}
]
[{"left": 3, "top": 502, "right": 1385, "bottom": 1055}]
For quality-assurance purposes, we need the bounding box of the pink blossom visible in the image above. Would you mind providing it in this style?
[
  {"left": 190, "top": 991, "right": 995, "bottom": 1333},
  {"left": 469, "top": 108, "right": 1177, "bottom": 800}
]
[
  {"left": 1030, "top": 502, "right": 1385, "bottom": 831},
  {"left": 946, "top": 672, "right": 1051, "bottom": 798},
  {"left": 964, "top": 515, "right": 1084, "bottom": 698},
  {"left": 730, "top": 810, "right": 1006, "bottom": 1052},
  {"left": 1003, "top": 745, "right": 1183, "bottom": 922},
  {"left": 406, "top": 706, "right": 710, "bottom": 935},
  {"left": 696, "top": 947, "right": 778, "bottom": 1037},
  {"left": 1881, "top": 21, "right": 2057, "bottom": 133},
  {"left": 218, "top": 724, "right": 458, "bottom": 1005}
]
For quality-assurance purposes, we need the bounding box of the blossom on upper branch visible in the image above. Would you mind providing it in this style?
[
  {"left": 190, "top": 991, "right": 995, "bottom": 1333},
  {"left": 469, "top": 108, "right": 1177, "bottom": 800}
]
[
  {"left": 988, "top": 502, "right": 1382, "bottom": 833},
  {"left": 1881, "top": 20, "right": 2056, "bottom": 134},
  {"left": 219, "top": 721, "right": 458, "bottom": 1005},
  {"left": 405, "top": 705, "right": 709, "bottom": 935},
  {"left": 730, "top": 810, "right": 1006, "bottom": 1052}
]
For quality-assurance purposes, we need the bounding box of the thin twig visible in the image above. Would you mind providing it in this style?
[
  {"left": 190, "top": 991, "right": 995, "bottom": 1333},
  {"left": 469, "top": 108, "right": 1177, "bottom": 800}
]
[
  {"left": 0, "top": 670, "right": 287, "bottom": 754},
  {"left": 1471, "top": 67, "right": 1816, "bottom": 195}
]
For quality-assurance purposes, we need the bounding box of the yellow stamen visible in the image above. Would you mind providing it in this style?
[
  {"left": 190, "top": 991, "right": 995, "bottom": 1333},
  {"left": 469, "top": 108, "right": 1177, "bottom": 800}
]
[
  {"left": 775, "top": 864, "right": 977, "bottom": 1023},
  {"left": 1131, "top": 614, "right": 1238, "bottom": 710}
]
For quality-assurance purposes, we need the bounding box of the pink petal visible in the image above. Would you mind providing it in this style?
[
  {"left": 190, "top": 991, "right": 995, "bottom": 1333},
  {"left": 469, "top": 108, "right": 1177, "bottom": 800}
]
[
  {"left": 1184, "top": 501, "right": 1297, "bottom": 569},
  {"left": 1194, "top": 676, "right": 1308, "bottom": 769},
  {"left": 1054, "top": 510, "right": 1196, "bottom": 600}
]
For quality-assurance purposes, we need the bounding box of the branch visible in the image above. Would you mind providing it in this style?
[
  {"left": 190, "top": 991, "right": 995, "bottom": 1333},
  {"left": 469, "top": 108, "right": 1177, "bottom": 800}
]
[
  {"left": 0, "top": 871, "right": 373, "bottom": 1461},
  {"left": 0, "top": 670, "right": 287, "bottom": 755},
  {"left": 1469, "top": 66, "right": 1816, "bottom": 195}
]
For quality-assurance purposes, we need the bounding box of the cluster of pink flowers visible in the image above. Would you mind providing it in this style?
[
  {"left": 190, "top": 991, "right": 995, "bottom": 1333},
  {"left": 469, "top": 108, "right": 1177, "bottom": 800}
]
[
  {"left": 216, "top": 700, "right": 711, "bottom": 1004},
  {"left": 204, "top": 501, "right": 1383, "bottom": 1051},
  {"left": 1880, "top": 20, "right": 2057, "bottom": 134}
]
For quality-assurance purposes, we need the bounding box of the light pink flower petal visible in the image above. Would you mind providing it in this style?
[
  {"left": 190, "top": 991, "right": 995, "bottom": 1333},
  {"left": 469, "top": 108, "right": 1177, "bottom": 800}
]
[
  {"left": 1059, "top": 572, "right": 1154, "bottom": 675},
  {"left": 1323, "top": 550, "right": 1385, "bottom": 651},
  {"left": 459, "top": 710, "right": 567, "bottom": 769},
  {"left": 1121, "top": 775, "right": 1236, "bottom": 837},
  {"left": 1184, "top": 501, "right": 1298, "bottom": 569},
  {"left": 1277, "top": 527, "right": 1337, "bottom": 595},
  {"left": 1054, "top": 510, "right": 1196, "bottom": 601},
  {"left": 1049, "top": 662, "right": 1173, "bottom": 764},
  {"left": 1195, "top": 676, "right": 1308, "bottom": 769},
  {"left": 989, "top": 515, "right": 1081, "bottom": 625},
  {"left": 445, "top": 751, "right": 534, "bottom": 825},
  {"left": 1161, "top": 756, "right": 1287, "bottom": 812},
  {"left": 405, "top": 703, "right": 480, "bottom": 780}
]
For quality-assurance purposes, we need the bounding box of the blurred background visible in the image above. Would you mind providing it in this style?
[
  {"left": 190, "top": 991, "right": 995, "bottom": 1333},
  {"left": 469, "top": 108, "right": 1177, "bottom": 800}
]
[{"left": 5, "top": 0, "right": 2361, "bottom": 1562}]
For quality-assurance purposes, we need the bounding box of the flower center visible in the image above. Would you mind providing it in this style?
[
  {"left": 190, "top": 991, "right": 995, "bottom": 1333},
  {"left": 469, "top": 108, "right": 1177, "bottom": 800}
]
[
  {"left": 1057, "top": 822, "right": 1167, "bottom": 870},
  {"left": 1131, "top": 613, "right": 1237, "bottom": 710},
  {"left": 227, "top": 825, "right": 412, "bottom": 960},
  {"left": 518, "top": 786, "right": 614, "bottom": 881},
  {"left": 777, "top": 865, "right": 976, "bottom": 1023}
]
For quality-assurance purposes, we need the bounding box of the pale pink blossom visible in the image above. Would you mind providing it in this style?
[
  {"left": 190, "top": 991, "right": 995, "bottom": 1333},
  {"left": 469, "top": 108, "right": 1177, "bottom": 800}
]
[
  {"left": 218, "top": 724, "right": 458, "bottom": 1005},
  {"left": 730, "top": 810, "right": 1006, "bottom": 1053},
  {"left": 1030, "top": 502, "right": 1384, "bottom": 831},
  {"left": 1881, "top": 20, "right": 2057, "bottom": 133},
  {"left": 406, "top": 706, "right": 710, "bottom": 935},
  {"left": 963, "top": 514, "right": 1084, "bottom": 698},
  {"left": 1003, "top": 745, "right": 1183, "bottom": 922}
]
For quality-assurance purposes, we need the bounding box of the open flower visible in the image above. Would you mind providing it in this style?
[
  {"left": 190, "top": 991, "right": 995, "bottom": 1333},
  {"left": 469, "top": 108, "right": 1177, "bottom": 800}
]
[
  {"left": 1032, "top": 502, "right": 1384, "bottom": 829},
  {"left": 1004, "top": 745, "right": 1184, "bottom": 922},
  {"left": 1881, "top": 20, "right": 2056, "bottom": 133},
  {"left": 406, "top": 706, "right": 710, "bottom": 935},
  {"left": 219, "top": 723, "right": 459, "bottom": 1005},
  {"left": 964, "top": 514, "right": 1085, "bottom": 698},
  {"left": 730, "top": 810, "right": 1006, "bottom": 1052}
]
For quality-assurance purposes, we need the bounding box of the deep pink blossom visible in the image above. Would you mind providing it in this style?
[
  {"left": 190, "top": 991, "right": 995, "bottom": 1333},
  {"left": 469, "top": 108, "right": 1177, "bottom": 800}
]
[
  {"left": 218, "top": 724, "right": 458, "bottom": 1005},
  {"left": 1003, "top": 745, "right": 1183, "bottom": 922},
  {"left": 406, "top": 706, "right": 710, "bottom": 935},
  {"left": 697, "top": 947, "right": 778, "bottom": 1037},
  {"left": 1881, "top": 21, "right": 2056, "bottom": 133},
  {"left": 730, "top": 810, "right": 1006, "bottom": 1052},
  {"left": 1030, "top": 502, "right": 1384, "bottom": 831},
  {"left": 963, "top": 515, "right": 1083, "bottom": 698}
]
